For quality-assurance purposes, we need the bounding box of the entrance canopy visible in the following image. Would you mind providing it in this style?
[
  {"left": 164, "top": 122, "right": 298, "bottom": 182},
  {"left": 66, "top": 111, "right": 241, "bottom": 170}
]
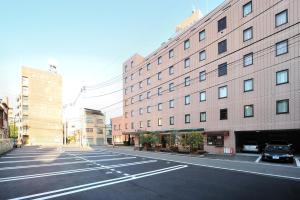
[{"left": 204, "top": 131, "right": 229, "bottom": 136}]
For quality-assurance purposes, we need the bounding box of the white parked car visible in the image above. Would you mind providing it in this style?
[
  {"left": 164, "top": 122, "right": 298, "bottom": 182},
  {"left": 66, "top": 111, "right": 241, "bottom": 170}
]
[{"left": 242, "top": 141, "right": 259, "bottom": 153}]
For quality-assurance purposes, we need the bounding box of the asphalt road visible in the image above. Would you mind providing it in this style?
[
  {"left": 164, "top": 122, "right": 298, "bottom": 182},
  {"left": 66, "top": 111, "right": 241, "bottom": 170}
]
[{"left": 0, "top": 146, "right": 299, "bottom": 200}]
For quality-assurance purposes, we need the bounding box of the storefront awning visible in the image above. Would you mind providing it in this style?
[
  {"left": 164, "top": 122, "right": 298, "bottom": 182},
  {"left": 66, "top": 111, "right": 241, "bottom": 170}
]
[{"left": 204, "top": 131, "right": 229, "bottom": 136}]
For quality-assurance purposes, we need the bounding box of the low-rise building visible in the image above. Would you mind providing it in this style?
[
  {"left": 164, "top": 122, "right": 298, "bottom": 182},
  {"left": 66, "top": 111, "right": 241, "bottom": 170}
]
[{"left": 0, "top": 97, "right": 9, "bottom": 139}]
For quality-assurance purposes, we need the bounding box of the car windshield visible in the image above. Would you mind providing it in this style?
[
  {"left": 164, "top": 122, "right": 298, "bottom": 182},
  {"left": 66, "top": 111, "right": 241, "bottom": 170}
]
[{"left": 265, "top": 145, "right": 290, "bottom": 152}]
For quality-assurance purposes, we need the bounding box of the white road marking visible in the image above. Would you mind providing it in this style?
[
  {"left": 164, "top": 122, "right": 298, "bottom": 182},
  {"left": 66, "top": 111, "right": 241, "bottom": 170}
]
[
  {"left": 0, "top": 160, "right": 157, "bottom": 183},
  {"left": 2, "top": 152, "right": 110, "bottom": 159},
  {"left": 106, "top": 150, "right": 300, "bottom": 181},
  {"left": 10, "top": 165, "right": 187, "bottom": 200},
  {"left": 116, "top": 171, "right": 122, "bottom": 174},
  {"left": 295, "top": 158, "right": 300, "bottom": 167},
  {"left": 105, "top": 172, "right": 112, "bottom": 174},
  {"left": 0, "top": 157, "right": 137, "bottom": 171},
  {"left": 123, "top": 173, "right": 130, "bottom": 176},
  {"left": 255, "top": 155, "right": 262, "bottom": 163}
]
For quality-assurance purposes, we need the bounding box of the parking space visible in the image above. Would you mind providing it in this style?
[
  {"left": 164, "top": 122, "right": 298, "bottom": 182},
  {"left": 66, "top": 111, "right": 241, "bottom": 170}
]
[{"left": 0, "top": 146, "right": 300, "bottom": 200}]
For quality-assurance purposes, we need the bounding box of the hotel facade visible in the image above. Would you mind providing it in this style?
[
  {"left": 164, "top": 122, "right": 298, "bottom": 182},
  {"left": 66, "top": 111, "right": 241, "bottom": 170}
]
[{"left": 122, "top": 0, "right": 300, "bottom": 154}]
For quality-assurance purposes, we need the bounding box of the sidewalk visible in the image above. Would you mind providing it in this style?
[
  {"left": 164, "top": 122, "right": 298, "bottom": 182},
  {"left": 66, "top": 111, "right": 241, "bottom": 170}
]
[{"left": 97, "top": 146, "right": 300, "bottom": 181}]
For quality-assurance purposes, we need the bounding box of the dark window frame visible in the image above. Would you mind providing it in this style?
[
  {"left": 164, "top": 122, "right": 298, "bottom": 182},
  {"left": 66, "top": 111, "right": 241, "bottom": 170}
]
[
  {"left": 218, "top": 39, "right": 227, "bottom": 54},
  {"left": 275, "top": 9, "right": 288, "bottom": 27},
  {"left": 185, "top": 114, "right": 191, "bottom": 124},
  {"left": 243, "top": 52, "right": 253, "bottom": 67},
  {"left": 185, "top": 95, "right": 191, "bottom": 105},
  {"left": 200, "top": 91, "right": 206, "bottom": 102},
  {"left": 199, "top": 70, "right": 206, "bottom": 81},
  {"left": 169, "top": 49, "right": 174, "bottom": 58},
  {"left": 220, "top": 108, "right": 228, "bottom": 120},
  {"left": 244, "top": 78, "right": 254, "bottom": 92},
  {"left": 218, "top": 62, "right": 227, "bottom": 77},
  {"left": 276, "top": 99, "right": 289, "bottom": 114},
  {"left": 218, "top": 85, "right": 228, "bottom": 99},
  {"left": 276, "top": 39, "right": 288, "bottom": 56},
  {"left": 200, "top": 112, "right": 207, "bottom": 122},
  {"left": 243, "top": 27, "right": 253, "bottom": 42},
  {"left": 243, "top": 1, "right": 252, "bottom": 17},
  {"left": 244, "top": 104, "right": 254, "bottom": 118},
  {"left": 169, "top": 116, "right": 175, "bottom": 125},
  {"left": 218, "top": 17, "right": 227, "bottom": 32},
  {"left": 199, "top": 50, "right": 206, "bottom": 61},
  {"left": 207, "top": 135, "right": 224, "bottom": 147},
  {"left": 184, "top": 39, "right": 190, "bottom": 50},
  {"left": 276, "top": 69, "right": 289, "bottom": 85},
  {"left": 199, "top": 30, "right": 205, "bottom": 41}
]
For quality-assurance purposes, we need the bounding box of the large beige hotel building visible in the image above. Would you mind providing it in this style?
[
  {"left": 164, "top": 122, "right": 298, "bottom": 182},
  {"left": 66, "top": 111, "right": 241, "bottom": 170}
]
[
  {"left": 121, "top": 0, "right": 300, "bottom": 154},
  {"left": 17, "top": 66, "right": 63, "bottom": 145}
]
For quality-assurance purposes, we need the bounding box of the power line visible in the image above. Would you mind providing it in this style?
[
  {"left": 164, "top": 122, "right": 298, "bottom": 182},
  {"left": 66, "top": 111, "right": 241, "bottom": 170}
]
[
  {"left": 124, "top": 23, "right": 300, "bottom": 102},
  {"left": 102, "top": 32, "right": 300, "bottom": 110}
]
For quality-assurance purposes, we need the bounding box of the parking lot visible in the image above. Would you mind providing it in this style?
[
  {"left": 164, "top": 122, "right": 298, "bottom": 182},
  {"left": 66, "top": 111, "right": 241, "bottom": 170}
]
[{"left": 0, "top": 146, "right": 300, "bottom": 200}]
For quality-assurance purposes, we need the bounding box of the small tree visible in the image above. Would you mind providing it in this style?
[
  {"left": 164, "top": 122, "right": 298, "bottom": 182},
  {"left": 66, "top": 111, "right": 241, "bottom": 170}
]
[
  {"left": 139, "top": 132, "right": 159, "bottom": 148},
  {"left": 9, "top": 124, "right": 18, "bottom": 139},
  {"left": 186, "top": 132, "right": 204, "bottom": 150}
]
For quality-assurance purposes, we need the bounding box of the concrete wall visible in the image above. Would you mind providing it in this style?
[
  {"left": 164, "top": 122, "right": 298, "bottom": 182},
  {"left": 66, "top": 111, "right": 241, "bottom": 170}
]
[{"left": 0, "top": 139, "right": 13, "bottom": 155}]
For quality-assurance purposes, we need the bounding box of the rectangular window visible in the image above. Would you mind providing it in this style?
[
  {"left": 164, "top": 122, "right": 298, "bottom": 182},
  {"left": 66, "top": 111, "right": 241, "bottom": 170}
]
[
  {"left": 275, "top": 10, "right": 288, "bottom": 27},
  {"left": 169, "top": 66, "right": 174, "bottom": 75},
  {"left": 131, "top": 98, "right": 134, "bottom": 104},
  {"left": 124, "top": 77, "right": 127, "bottom": 84},
  {"left": 131, "top": 61, "right": 134, "bottom": 67},
  {"left": 207, "top": 135, "right": 224, "bottom": 147},
  {"left": 169, "top": 116, "right": 174, "bottom": 125},
  {"left": 158, "top": 72, "right": 162, "bottom": 80},
  {"left": 147, "top": 77, "right": 151, "bottom": 85},
  {"left": 244, "top": 105, "right": 254, "bottom": 117},
  {"left": 218, "top": 17, "right": 227, "bottom": 32},
  {"left": 243, "top": 27, "right": 253, "bottom": 42},
  {"left": 220, "top": 108, "right": 228, "bottom": 120},
  {"left": 276, "top": 99, "right": 289, "bottom": 114},
  {"left": 158, "top": 118, "right": 162, "bottom": 126},
  {"left": 218, "top": 62, "right": 227, "bottom": 77},
  {"left": 218, "top": 39, "right": 227, "bottom": 54},
  {"left": 244, "top": 79, "right": 253, "bottom": 92},
  {"left": 147, "top": 120, "right": 151, "bottom": 127},
  {"left": 147, "top": 63, "right": 151, "bottom": 71},
  {"left": 184, "top": 76, "right": 191, "bottom": 86},
  {"left": 169, "top": 82, "right": 175, "bottom": 92},
  {"left": 139, "top": 68, "right": 142, "bottom": 76},
  {"left": 22, "top": 86, "right": 29, "bottom": 95},
  {"left": 200, "top": 91, "right": 206, "bottom": 102},
  {"left": 184, "top": 58, "right": 190, "bottom": 68},
  {"left": 169, "top": 99, "right": 175, "bottom": 108},
  {"left": 147, "top": 91, "right": 151, "bottom": 99},
  {"left": 158, "top": 87, "right": 162, "bottom": 96},
  {"left": 139, "top": 94, "right": 142, "bottom": 101},
  {"left": 139, "top": 81, "right": 142, "bottom": 89},
  {"left": 131, "top": 74, "right": 133, "bottom": 80},
  {"left": 219, "top": 86, "right": 228, "bottom": 99},
  {"left": 199, "top": 30, "right": 205, "bottom": 41},
  {"left": 22, "top": 76, "right": 29, "bottom": 85},
  {"left": 139, "top": 121, "right": 143, "bottom": 128},
  {"left": 139, "top": 108, "right": 143, "bottom": 115},
  {"left": 169, "top": 49, "right": 174, "bottom": 58},
  {"left": 199, "top": 71, "right": 206, "bottom": 81},
  {"left": 86, "top": 128, "right": 93, "bottom": 133},
  {"left": 124, "top": 65, "right": 128, "bottom": 72},
  {"left": 147, "top": 106, "right": 151, "bottom": 113},
  {"left": 276, "top": 40, "right": 288, "bottom": 56},
  {"left": 185, "top": 95, "right": 190, "bottom": 105},
  {"left": 200, "top": 112, "right": 206, "bottom": 122},
  {"left": 125, "top": 112, "right": 128, "bottom": 118},
  {"left": 185, "top": 114, "right": 191, "bottom": 124},
  {"left": 276, "top": 69, "right": 289, "bottom": 85},
  {"left": 243, "top": 1, "right": 252, "bottom": 17},
  {"left": 158, "top": 56, "right": 162, "bottom": 65},
  {"left": 158, "top": 103, "right": 162, "bottom": 111},
  {"left": 124, "top": 88, "right": 127, "bottom": 95},
  {"left": 199, "top": 50, "right": 206, "bottom": 61},
  {"left": 244, "top": 53, "right": 253, "bottom": 66},
  {"left": 131, "top": 110, "right": 134, "bottom": 117},
  {"left": 130, "top": 85, "right": 134, "bottom": 92},
  {"left": 184, "top": 39, "right": 190, "bottom": 50}
]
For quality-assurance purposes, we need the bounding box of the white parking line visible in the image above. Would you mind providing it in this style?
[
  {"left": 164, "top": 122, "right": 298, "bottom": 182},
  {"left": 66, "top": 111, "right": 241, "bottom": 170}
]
[
  {"left": 1, "top": 152, "right": 110, "bottom": 159},
  {"left": 0, "top": 154, "right": 120, "bottom": 164},
  {"left": 0, "top": 157, "right": 137, "bottom": 171},
  {"left": 295, "top": 158, "right": 300, "bottom": 167},
  {"left": 106, "top": 150, "right": 300, "bottom": 181},
  {"left": 10, "top": 165, "right": 187, "bottom": 200},
  {"left": 255, "top": 156, "right": 262, "bottom": 163},
  {"left": 0, "top": 160, "right": 157, "bottom": 183}
]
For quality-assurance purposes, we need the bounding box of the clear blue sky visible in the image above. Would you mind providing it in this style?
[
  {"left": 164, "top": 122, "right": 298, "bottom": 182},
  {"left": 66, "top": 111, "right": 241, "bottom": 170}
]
[{"left": 0, "top": 0, "right": 224, "bottom": 118}]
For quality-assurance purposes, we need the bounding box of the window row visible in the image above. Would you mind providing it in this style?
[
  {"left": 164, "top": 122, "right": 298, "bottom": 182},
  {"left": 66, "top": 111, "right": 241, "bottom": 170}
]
[
  {"left": 128, "top": 99, "right": 290, "bottom": 128},
  {"left": 125, "top": 69, "right": 289, "bottom": 105}
]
